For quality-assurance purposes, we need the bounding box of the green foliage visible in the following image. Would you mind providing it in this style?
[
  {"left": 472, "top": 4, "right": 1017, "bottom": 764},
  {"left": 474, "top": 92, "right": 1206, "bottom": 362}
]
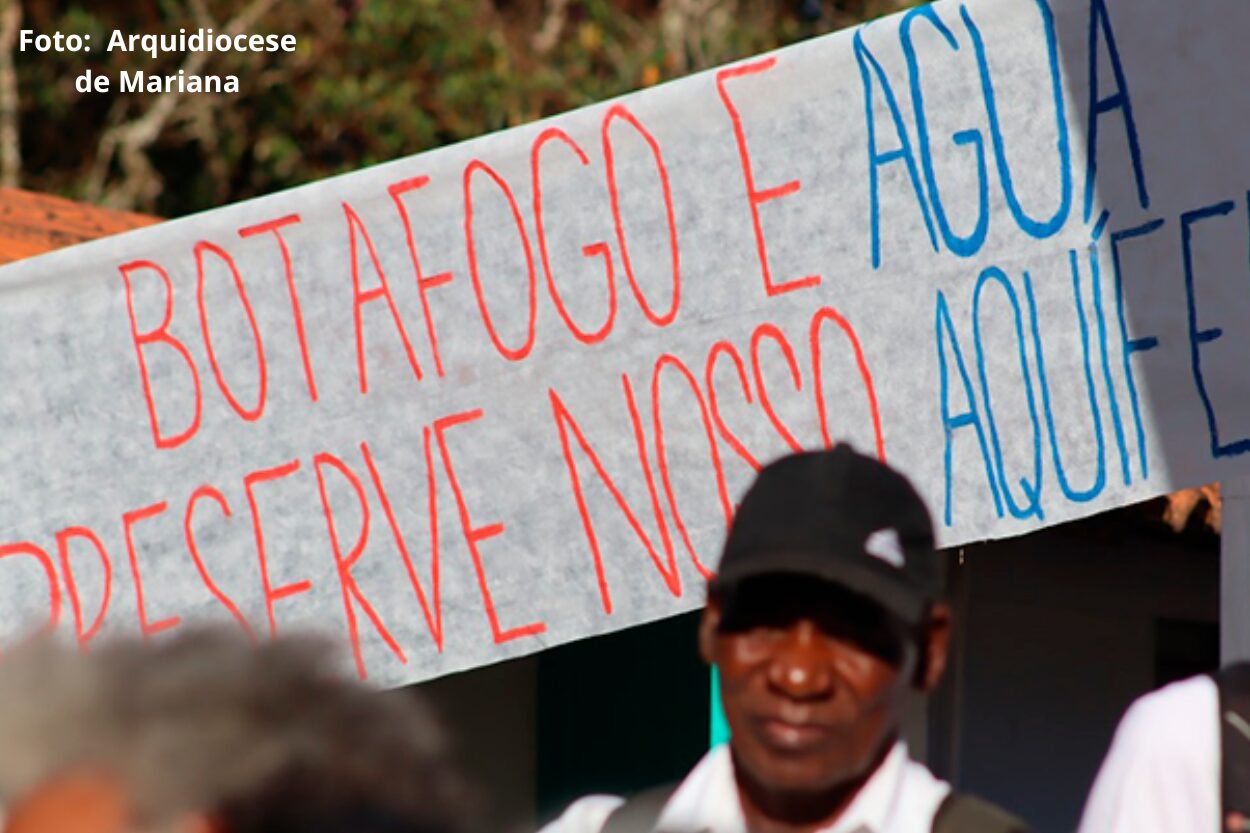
[{"left": 13, "top": 0, "right": 915, "bottom": 216}]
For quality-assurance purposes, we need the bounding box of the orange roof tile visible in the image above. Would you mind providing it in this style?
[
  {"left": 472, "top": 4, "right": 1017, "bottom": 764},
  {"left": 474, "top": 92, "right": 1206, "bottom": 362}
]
[{"left": 0, "top": 187, "right": 159, "bottom": 265}]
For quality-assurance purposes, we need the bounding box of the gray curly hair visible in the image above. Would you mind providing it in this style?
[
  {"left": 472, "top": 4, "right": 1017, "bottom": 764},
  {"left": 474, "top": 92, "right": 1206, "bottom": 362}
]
[{"left": 0, "top": 627, "right": 471, "bottom": 833}]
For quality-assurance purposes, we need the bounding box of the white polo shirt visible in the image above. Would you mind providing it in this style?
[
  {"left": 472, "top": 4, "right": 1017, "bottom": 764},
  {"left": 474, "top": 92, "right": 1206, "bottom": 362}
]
[
  {"left": 1076, "top": 674, "right": 1220, "bottom": 833},
  {"left": 538, "top": 741, "right": 950, "bottom": 833}
]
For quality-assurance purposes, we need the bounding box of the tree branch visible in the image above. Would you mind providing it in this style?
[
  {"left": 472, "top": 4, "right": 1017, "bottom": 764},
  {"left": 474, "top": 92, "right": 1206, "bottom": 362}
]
[
  {"left": 0, "top": 0, "right": 22, "bottom": 188},
  {"left": 85, "top": 0, "right": 278, "bottom": 209},
  {"left": 532, "top": 0, "right": 570, "bottom": 55}
]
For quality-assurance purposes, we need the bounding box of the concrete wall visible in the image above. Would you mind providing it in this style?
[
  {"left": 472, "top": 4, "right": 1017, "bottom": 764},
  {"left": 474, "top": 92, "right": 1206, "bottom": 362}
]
[
  {"left": 936, "top": 519, "right": 1218, "bottom": 833},
  {"left": 419, "top": 657, "right": 539, "bottom": 833}
]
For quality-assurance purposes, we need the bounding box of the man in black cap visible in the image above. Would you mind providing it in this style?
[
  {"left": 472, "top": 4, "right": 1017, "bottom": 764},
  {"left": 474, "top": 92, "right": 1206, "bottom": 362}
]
[{"left": 541, "top": 446, "right": 1029, "bottom": 833}]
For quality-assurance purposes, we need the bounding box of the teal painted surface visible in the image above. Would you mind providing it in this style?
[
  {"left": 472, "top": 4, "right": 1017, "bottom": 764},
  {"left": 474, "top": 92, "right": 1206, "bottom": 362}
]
[{"left": 710, "top": 667, "right": 730, "bottom": 745}]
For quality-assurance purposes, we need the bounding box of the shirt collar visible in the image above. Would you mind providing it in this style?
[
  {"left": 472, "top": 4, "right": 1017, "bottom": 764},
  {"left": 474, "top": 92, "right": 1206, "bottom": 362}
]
[
  {"left": 824, "top": 742, "right": 911, "bottom": 833},
  {"left": 655, "top": 741, "right": 915, "bottom": 833}
]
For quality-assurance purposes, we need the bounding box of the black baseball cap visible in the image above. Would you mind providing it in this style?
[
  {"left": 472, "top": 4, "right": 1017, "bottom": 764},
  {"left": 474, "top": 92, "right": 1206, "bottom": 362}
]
[{"left": 711, "top": 445, "right": 941, "bottom": 626}]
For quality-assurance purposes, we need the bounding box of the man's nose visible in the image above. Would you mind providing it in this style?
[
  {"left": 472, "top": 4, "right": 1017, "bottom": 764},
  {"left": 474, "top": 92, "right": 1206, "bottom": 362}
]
[{"left": 765, "top": 620, "right": 834, "bottom": 700}]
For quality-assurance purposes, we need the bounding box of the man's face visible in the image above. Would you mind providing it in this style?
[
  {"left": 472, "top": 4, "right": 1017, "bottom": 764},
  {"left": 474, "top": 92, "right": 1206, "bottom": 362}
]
[{"left": 701, "top": 575, "right": 940, "bottom": 798}]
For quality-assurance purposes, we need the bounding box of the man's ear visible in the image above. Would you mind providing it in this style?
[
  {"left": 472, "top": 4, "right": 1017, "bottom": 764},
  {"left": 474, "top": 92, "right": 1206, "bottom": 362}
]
[
  {"left": 915, "top": 601, "right": 952, "bottom": 693},
  {"left": 699, "top": 596, "right": 722, "bottom": 666}
]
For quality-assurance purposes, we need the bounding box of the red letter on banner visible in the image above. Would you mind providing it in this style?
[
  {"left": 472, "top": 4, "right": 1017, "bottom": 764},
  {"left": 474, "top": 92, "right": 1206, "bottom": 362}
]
[
  {"left": 238, "top": 214, "right": 319, "bottom": 402},
  {"left": 245, "top": 460, "right": 313, "bottom": 636},
  {"left": 463, "top": 159, "right": 538, "bottom": 362},
  {"left": 184, "top": 485, "right": 255, "bottom": 639},
  {"left": 314, "top": 452, "right": 408, "bottom": 680},
  {"left": 651, "top": 354, "right": 733, "bottom": 579},
  {"left": 548, "top": 379, "right": 680, "bottom": 614},
  {"left": 194, "top": 241, "right": 268, "bottom": 422},
  {"left": 705, "top": 340, "right": 764, "bottom": 473},
  {"left": 344, "top": 201, "right": 425, "bottom": 392},
  {"left": 715, "top": 58, "right": 820, "bottom": 298},
  {"left": 601, "top": 105, "right": 681, "bottom": 327},
  {"left": 361, "top": 434, "right": 444, "bottom": 652},
  {"left": 55, "top": 527, "right": 112, "bottom": 650},
  {"left": 810, "top": 307, "right": 887, "bottom": 461},
  {"left": 389, "top": 177, "right": 455, "bottom": 378},
  {"left": 434, "top": 409, "right": 547, "bottom": 644},
  {"left": 532, "top": 127, "right": 617, "bottom": 344},
  {"left": 0, "top": 543, "right": 61, "bottom": 642},
  {"left": 750, "top": 322, "right": 805, "bottom": 453},
  {"left": 119, "top": 260, "right": 202, "bottom": 449},
  {"left": 122, "top": 501, "right": 181, "bottom": 638}
]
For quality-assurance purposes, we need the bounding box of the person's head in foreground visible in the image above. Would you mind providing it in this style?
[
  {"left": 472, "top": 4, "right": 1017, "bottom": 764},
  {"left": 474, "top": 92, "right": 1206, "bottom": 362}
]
[
  {"left": 702, "top": 445, "right": 951, "bottom": 831},
  {"left": 0, "top": 627, "right": 470, "bottom": 833}
]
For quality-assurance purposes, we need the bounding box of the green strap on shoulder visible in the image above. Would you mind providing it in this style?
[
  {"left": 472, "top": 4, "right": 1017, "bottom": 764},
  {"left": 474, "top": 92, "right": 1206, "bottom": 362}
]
[{"left": 932, "top": 792, "right": 1033, "bottom": 833}]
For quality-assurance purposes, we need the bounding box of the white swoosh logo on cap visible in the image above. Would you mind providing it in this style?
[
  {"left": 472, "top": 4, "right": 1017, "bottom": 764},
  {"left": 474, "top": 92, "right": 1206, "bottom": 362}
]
[{"left": 865, "top": 528, "right": 905, "bottom": 568}]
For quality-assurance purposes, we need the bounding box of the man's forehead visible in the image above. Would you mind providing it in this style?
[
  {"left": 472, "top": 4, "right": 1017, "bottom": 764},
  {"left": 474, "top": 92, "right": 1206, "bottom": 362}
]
[
  {"left": 714, "top": 574, "right": 915, "bottom": 667},
  {"left": 716, "top": 573, "right": 898, "bottom": 624}
]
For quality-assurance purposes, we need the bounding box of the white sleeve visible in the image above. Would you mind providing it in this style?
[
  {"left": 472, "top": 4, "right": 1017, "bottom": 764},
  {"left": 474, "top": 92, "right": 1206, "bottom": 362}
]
[
  {"left": 537, "top": 795, "right": 626, "bottom": 833},
  {"left": 1076, "top": 676, "right": 1220, "bottom": 833}
]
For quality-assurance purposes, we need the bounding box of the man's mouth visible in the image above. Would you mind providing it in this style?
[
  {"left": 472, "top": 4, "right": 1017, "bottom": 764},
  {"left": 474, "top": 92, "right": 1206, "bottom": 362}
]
[{"left": 756, "top": 717, "right": 835, "bottom": 752}]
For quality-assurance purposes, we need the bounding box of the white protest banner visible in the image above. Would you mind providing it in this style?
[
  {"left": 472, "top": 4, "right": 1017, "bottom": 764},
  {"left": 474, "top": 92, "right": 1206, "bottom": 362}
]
[{"left": 2, "top": 0, "right": 1247, "bottom": 684}]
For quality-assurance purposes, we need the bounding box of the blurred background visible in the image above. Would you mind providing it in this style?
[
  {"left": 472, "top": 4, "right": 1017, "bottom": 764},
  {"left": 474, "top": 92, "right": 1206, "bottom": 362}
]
[{"left": 0, "top": 0, "right": 910, "bottom": 218}]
